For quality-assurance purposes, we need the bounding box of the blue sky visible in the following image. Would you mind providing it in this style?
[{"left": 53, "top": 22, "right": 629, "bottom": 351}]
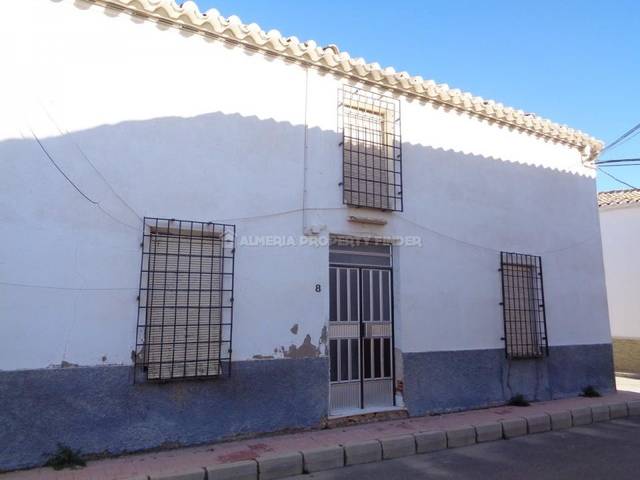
[{"left": 197, "top": 0, "right": 640, "bottom": 191}]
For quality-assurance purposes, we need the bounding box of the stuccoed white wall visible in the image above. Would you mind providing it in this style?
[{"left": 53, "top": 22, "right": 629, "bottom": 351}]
[
  {"left": 0, "top": 0, "right": 610, "bottom": 370},
  {"left": 600, "top": 206, "right": 640, "bottom": 339}
]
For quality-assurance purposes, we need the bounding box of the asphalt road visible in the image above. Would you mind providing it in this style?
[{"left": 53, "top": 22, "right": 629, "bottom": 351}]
[{"left": 289, "top": 417, "right": 640, "bottom": 480}]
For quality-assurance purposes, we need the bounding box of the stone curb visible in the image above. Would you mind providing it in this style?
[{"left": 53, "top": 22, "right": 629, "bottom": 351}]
[
  {"left": 474, "top": 423, "right": 502, "bottom": 443},
  {"left": 609, "top": 402, "right": 628, "bottom": 419},
  {"left": 415, "top": 430, "right": 447, "bottom": 452},
  {"left": 130, "top": 400, "right": 639, "bottom": 480},
  {"left": 571, "top": 406, "right": 592, "bottom": 426},
  {"left": 628, "top": 400, "right": 640, "bottom": 416},
  {"left": 207, "top": 460, "right": 257, "bottom": 480},
  {"left": 548, "top": 410, "right": 572, "bottom": 430},
  {"left": 525, "top": 413, "right": 551, "bottom": 434},
  {"left": 446, "top": 426, "right": 476, "bottom": 448},
  {"left": 301, "top": 446, "right": 344, "bottom": 473},
  {"left": 342, "top": 440, "right": 382, "bottom": 465},
  {"left": 591, "top": 405, "right": 610, "bottom": 423},
  {"left": 380, "top": 435, "right": 416, "bottom": 459},
  {"left": 149, "top": 468, "right": 206, "bottom": 480},
  {"left": 501, "top": 417, "right": 527, "bottom": 438},
  {"left": 256, "top": 452, "right": 302, "bottom": 480}
]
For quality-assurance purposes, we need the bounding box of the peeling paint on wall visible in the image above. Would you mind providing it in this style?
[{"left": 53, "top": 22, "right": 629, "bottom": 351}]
[
  {"left": 252, "top": 355, "right": 275, "bottom": 360},
  {"left": 281, "top": 334, "right": 320, "bottom": 359},
  {"left": 47, "top": 360, "right": 79, "bottom": 369},
  {"left": 319, "top": 326, "right": 328, "bottom": 355}
]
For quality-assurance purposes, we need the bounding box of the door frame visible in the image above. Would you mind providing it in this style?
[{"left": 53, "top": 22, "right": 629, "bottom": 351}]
[{"left": 328, "top": 261, "right": 396, "bottom": 412}]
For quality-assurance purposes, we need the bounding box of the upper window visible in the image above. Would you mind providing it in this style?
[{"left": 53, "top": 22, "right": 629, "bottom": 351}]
[
  {"left": 339, "top": 85, "right": 402, "bottom": 211},
  {"left": 500, "top": 252, "right": 548, "bottom": 359},
  {"left": 135, "top": 217, "right": 235, "bottom": 382}
]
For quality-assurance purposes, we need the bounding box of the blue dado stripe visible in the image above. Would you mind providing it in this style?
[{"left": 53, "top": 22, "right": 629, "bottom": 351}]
[
  {"left": 0, "top": 344, "right": 614, "bottom": 471},
  {"left": 402, "top": 343, "right": 615, "bottom": 416},
  {"left": 0, "top": 358, "right": 329, "bottom": 472}
]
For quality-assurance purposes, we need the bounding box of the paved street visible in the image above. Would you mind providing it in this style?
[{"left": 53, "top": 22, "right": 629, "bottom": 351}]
[
  {"left": 290, "top": 417, "right": 640, "bottom": 480},
  {"left": 616, "top": 374, "right": 640, "bottom": 394}
]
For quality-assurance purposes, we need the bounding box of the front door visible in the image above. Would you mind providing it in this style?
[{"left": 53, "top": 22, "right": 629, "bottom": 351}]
[{"left": 328, "top": 241, "right": 394, "bottom": 414}]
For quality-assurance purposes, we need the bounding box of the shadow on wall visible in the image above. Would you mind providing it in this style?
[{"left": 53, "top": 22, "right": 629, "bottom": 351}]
[
  {"left": 0, "top": 110, "right": 606, "bottom": 471},
  {"left": 0, "top": 109, "right": 600, "bottom": 250}
]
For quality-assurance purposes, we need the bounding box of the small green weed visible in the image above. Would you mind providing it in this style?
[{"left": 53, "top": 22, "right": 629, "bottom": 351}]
[
  {"left": 507, "top": 393, "right": 530, "bottom": 407},
  {"left": 44, "top": 444, "right": 86, "bottom": 470},
  {"left": 581, "top": 385, "right": 601, "bottom": 398}
]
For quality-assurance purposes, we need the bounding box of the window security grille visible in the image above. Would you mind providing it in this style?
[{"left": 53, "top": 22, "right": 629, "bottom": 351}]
[
  {"left": 135, "top": 217, "right": 235, "bottom": 382},
  {"left": 499, "top": 252, "right": 549, "bottom": 359},
  {"left": 339, "top": 85, "right": 402, "bottom": 211}
]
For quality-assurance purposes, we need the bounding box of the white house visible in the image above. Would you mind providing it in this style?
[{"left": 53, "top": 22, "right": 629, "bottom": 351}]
[
  {"left": 0, "top": 0, "right": 614, "bottom": 471},
  {"left": 599, "top": 189, "right": 640, "bottom": 374}
]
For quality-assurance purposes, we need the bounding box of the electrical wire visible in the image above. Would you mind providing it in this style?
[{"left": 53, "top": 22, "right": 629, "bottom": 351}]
[
  {"left": 27, "top": 130, "right": 141, "bottom": 231},
  {"left": 18, "top": 106, "right": 611, "bottom": 288},
  {"left": 601, "top": 121, "right": 640, "bottom": 154},
  {"left": 31, "top": 129, "right": 98, "bottom": 205},
  {"left": 596, "top": 157, "right": 640, "bottom": 165},
  {"left": 27, "top": 133, "right": 598, "bottom": 257},
  {"left": 0, "top": 202, "right": 604, "bottom": 291},
  {"left": 597, "top": 166, "right": 638, "bottom": 189},
  {"left": 0, "top": 281, "right": 136, "bottom": 291},
  {"left": 594, "top": 121, "right": 640, "bottom": 188},
  {"left": 594, "top": 163, "right": 640, "bottom": 167},
  {"left": 38, "top": 102, "right": 144, "bottom": 223}
]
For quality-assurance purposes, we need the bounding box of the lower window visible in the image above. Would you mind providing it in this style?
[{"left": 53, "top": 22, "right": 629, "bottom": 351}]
[
  {"left": 135, "top": 217, "right": 235, "bottom": 381},
  {"left": 500, "top": 252, "right": 549, "bottom": 359}
]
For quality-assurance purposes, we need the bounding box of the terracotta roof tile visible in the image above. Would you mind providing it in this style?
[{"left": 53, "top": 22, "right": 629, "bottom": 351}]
[
  {"left": 86, "top": 0, "right": 603, "bottom": 161},
  {"left": 598, "top": 189, "right": 640, "bottom": 207}
]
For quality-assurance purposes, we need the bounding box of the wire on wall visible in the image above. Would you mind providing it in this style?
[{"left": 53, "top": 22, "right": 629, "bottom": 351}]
[
  {"left": 27, "top": 130, "right": 141, "bottom": 231},
  {"left": 38, "top": 101, "right": 144, "bottom": 223}
]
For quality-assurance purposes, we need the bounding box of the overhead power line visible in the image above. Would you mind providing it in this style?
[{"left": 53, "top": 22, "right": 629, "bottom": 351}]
[
  {"left": 596, "top": 163, "right": 640, "bottom": 168},
  {"left": 596, "top": 121, "right": 640, "bottom": 187},
  {"left": 601, "top": 121, "right": 640, "bottom": 154},
  {"left": 597, "top": 166, "right": 637, "bottom": 189},
  {"left": 595, "top": 157, "right": 640, "bottom": 165}
]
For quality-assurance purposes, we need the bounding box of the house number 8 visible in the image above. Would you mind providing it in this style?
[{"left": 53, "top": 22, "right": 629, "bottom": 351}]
[{"left": 315, "top": 284, "right": 321, "bottom": 292}]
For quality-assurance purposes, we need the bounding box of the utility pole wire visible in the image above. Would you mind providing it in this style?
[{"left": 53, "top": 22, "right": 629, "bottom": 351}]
[
  {"left": 597, "top": 166, "right": 637, "bottom": 189},
  {"left": 594, "top": 163, "right": 640, "bottom": 168},
  {"left": 30, "top": 129, "right": 99, "bottom": 204},
  {"left": 596, "top": 121, "right": 640, "bottom": 187},
  {"left": 595, "top": 157, "right": 640, "bottom": 165},
  {"left": 601, "top": 121, "right": 640, "bottom": 154}
]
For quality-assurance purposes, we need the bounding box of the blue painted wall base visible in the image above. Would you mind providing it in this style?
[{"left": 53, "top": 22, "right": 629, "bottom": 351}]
[
  {"left": 0, "top": 358, "right": 328, "bottom": 472},
  {"left": 0, "top": 344, "right": 615, "bottom": 471},
  {"left": 402, "top": 343, "right": 615, "bottom": 416}
]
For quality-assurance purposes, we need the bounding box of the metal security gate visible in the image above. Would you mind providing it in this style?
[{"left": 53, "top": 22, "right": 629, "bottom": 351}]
[{"left": 329, "top": 240, "right": 394, "bottom": 414}]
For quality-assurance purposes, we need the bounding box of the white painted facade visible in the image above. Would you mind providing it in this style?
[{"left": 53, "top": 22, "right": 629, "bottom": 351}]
[
  {"left": 0, "top": 0, "right": 611, "bottom": 373},
  {"left": 600, "top": 204, "right": 640, "bottom": 339}
]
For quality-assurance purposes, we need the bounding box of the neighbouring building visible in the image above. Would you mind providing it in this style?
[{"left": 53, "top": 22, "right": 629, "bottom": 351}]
[
  {"left": 0, "top": 0, "right": 615, "bottom": 471},
  {"left": 599, "top": 189, "right": 640, "bottom": 374}
]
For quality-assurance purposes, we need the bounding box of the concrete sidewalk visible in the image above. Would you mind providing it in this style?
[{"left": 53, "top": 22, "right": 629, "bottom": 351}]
[
  {"left": 616, "top": 373, "right": 640, "bottom": 393},
  {"left": 3, "top": 389, "right": 639, "bottom": 480}
]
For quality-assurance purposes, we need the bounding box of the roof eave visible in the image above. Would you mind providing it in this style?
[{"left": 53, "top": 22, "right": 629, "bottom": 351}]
[{"left": 86, "top": 0, "right": 604, "bottom": 155}]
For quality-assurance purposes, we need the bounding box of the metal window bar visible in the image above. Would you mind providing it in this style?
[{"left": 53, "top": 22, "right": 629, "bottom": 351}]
[
  {"left": 134, "top": 217, "right": 235, "bottom": 382},
  {"left": 339, "top": 85, "right": 403, "bottom": 211},
  {"left": 499, "top": 252, "right": 549, "bottom": 359}
]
